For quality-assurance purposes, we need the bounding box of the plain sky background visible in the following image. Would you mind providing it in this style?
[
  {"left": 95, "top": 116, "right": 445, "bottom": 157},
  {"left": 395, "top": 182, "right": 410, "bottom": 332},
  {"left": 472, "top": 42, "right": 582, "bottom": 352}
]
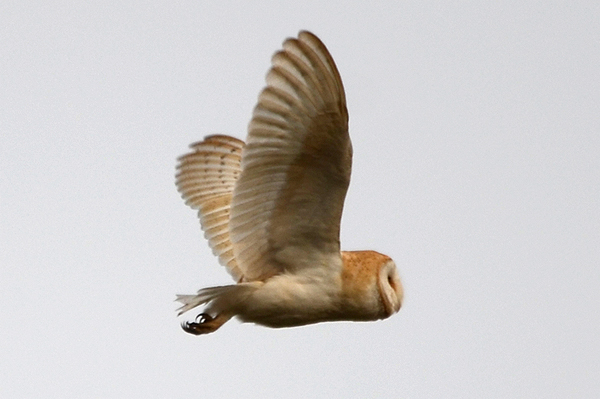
[{"left": 1, "top": 1, "right": 599, "bottom": 398}]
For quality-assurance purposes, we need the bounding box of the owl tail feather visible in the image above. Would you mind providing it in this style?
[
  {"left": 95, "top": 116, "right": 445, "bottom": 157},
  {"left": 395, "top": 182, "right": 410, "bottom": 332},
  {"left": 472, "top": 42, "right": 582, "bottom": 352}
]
[
  {"left": 176, "top": 283, "right": 261, "bottom": 317},
  {"left": 175, "top": 286, "right": 234, "bottom": 315}
]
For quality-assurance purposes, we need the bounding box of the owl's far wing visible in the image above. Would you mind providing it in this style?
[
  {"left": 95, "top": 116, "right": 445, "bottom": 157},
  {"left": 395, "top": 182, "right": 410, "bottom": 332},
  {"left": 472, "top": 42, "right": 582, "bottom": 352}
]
[
  {"left": 230, "top": 31, "right": 351, "bottom": 281},
  {"left": 176, "top": 134, "right": 246, "bottom": 282}
]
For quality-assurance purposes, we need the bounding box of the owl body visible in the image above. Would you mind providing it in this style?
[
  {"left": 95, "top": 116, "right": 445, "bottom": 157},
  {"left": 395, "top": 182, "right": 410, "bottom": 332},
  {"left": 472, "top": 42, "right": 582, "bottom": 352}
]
[
  {"left": 237, "top": 264, "right": 343, "bottom": 328},
  {"left": 175, "top": 32, "right": 403, "bottom": 335}
]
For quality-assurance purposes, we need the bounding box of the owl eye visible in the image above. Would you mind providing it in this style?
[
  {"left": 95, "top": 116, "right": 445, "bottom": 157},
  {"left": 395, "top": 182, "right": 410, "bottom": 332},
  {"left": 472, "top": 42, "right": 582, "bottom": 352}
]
[{"left": 387, "top": 273, "right": 396, "bottom": 290}]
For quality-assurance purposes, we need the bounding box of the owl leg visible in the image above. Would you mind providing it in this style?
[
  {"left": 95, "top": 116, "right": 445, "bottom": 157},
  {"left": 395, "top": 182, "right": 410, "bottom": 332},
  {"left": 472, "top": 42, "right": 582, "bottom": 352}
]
[{"left": 181, "top": 313, "right": 230, "bottom": 335}]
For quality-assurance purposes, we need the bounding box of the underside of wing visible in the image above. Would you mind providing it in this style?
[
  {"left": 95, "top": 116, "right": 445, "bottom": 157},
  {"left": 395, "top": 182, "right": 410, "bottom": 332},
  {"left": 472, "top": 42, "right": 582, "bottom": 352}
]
[
  {"left": 176, "top": 134, "right": 245, "bottom": 281},
  {"left": 229, "top": 31, "right": 352, "bottom": 281}
]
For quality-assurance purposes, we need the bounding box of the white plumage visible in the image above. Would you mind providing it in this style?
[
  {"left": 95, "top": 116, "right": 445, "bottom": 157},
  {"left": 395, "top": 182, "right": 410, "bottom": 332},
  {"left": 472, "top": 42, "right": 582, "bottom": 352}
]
[{"left": 175, "top": 31, "right": 403, "bottom": 335}]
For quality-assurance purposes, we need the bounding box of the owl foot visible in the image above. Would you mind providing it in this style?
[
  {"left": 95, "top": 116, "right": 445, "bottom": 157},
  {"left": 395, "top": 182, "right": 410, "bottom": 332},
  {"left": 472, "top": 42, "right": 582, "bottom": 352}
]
[{"left": 181, "top": 313, "right": 228, "bottom": 335}]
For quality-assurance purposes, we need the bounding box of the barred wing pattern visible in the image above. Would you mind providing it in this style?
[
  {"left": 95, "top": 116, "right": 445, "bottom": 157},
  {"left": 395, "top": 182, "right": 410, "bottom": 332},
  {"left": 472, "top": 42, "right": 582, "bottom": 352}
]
[
  {"left": 229, "top": 31, "right": 352, "bottom": 281},
  {"left": 176, "top": 135, "right": 245, "bottom": 281}
]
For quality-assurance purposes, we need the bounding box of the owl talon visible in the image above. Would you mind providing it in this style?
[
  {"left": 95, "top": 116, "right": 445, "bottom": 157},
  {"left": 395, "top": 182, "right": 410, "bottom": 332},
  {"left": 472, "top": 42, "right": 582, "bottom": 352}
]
[
  {"left": 180, "top": 313, "right": 219, "bottom": 335},
  {"left": 181, "top": 320, "right": 205, "bottom": 335},
  {"left": 195, "top": 313, "right": 213, "bottom": 324},
  {"left": 180, "top": 313, "right": 229, "bottom": 335}
]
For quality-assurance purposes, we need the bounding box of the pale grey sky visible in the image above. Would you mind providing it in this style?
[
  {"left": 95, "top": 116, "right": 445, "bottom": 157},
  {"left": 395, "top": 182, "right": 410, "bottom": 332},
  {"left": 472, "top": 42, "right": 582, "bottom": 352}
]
[{"left": 1, "top": 1, "right": 599, "bottom": 398}]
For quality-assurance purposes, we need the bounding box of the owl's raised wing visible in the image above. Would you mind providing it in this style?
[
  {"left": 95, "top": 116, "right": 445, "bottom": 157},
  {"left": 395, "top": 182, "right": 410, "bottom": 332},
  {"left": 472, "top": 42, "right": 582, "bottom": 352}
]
[{"left": 229, "top": 31, "right": 351, "bottom": 281}]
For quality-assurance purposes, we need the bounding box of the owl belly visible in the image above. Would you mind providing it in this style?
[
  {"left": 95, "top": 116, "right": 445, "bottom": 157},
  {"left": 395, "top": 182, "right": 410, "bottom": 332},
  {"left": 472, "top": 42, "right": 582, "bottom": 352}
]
[{"left": 236, "top": 272, "right": 344, "bottom": 328}]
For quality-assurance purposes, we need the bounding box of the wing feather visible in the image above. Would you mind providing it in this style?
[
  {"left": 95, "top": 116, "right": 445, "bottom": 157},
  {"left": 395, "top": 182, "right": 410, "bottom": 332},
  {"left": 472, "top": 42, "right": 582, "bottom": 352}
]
[
  {"left": 176, "top": 134, "right": 246, "bottom": 281},
  {"left": 229, "top": 31, "right": 351, "bottom": 281}
]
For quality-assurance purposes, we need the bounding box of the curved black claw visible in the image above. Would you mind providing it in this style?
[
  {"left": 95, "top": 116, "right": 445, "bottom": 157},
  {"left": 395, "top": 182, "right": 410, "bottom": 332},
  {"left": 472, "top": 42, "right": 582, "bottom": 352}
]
[
  {"left": 181, "top": 321, "right": 200, "bottom": 335},
  {"left": 195, "top": 313, "right": 213, "bottom": 324},
  {"left": 180, "top": 313, "right": 215, "bottom": 335}
]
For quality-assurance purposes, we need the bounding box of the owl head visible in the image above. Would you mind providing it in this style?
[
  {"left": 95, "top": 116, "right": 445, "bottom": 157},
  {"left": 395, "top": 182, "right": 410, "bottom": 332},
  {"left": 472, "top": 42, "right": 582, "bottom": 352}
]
[{"left": 340, "top": 251, "right": 403, "bottom": 321}]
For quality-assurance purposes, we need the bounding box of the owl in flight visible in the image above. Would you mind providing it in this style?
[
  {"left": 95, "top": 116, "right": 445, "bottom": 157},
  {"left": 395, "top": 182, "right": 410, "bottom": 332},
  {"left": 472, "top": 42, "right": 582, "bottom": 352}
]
[{"left": 175, "top": 31, "right": 403, "bottom": 335}]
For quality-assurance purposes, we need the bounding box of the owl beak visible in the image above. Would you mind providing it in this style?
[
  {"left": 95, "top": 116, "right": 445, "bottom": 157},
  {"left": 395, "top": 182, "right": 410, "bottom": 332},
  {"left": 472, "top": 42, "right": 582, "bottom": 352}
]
[
  {"left": 388, "top": 277, "right": 403, "bottom": 316},
  {"left": 395, "top": 278, "right": 404, "bottom": 311},
  {"left": 381, "top": 283, "right": 402, "bottom": 318}
]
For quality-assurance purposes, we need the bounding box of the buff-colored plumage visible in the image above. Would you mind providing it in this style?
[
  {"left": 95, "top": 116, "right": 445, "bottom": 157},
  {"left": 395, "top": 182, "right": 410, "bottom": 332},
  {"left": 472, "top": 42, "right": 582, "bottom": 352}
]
[{"left": 175, "top": 31, "right": 403, "bottom": 335}]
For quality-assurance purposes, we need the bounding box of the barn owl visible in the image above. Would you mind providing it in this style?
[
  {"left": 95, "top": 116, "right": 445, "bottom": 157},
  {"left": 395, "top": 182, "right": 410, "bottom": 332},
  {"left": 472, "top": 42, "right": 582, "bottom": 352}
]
[{"left": 175, "top": 31, "right": 403, "bottom": 335}]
